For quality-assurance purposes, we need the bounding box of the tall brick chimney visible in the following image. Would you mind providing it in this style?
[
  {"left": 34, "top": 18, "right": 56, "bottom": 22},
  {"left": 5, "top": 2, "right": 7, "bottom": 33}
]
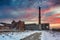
[
  {"left": 39, "top": 7, "right": 41, "bottom": 24},
  {"left": 38, "top": 7, "right": 42, "bottom": 30}
]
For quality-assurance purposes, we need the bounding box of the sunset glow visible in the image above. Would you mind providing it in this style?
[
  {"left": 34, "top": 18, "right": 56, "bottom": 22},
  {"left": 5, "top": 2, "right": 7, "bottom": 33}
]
[{"left": 0, "top": 0, "right": 60, "bottom": 29}]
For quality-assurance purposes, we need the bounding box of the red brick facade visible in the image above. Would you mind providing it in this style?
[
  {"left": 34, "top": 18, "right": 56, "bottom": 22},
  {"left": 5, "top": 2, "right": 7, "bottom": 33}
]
[
  {"left": 11, "top": 20, "right": 25, "bottom": 31},
  {"left": 0, "top": 20, "right": 25, "bottom": 31}
]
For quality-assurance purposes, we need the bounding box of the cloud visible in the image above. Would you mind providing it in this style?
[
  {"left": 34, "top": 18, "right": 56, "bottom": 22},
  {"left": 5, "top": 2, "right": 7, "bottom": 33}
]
[
  {"left": 50, "top": 0, "right": 60, "bottom": 6},
  {"left": 1, "top": 0, "right": 60, "bottom": 25},
  {"left": 0, "top": 0, "right": 11, "bottom": 6}
]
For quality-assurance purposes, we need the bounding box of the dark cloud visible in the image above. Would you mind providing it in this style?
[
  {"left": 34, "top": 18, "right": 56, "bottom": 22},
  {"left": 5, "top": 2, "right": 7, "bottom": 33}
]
[
  {"left": 0, "top": 0, "right": 42, "bottom": 20},
  {"left": 51, "top": 0, "right": 60, "bottom": 6},
  {"left": 0, "top": 0, "right": 11, "bottom": 6},
  {"left": 45, "top": 12, "right": 54, "bottom": 17}
]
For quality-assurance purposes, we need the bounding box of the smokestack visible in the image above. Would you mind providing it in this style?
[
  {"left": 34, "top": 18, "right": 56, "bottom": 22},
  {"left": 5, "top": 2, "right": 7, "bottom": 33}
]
[{"left": 39, "top": 7, "right": 41, "bottom": 24}]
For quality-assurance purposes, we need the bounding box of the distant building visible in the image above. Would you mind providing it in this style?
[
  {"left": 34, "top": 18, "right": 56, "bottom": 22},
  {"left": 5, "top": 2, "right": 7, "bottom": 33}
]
[
  {"left": 16, "top": 20, "right": 25, "bottom": 31},
  {"left": 0, "top": 24, "right": 9, "bottom": 31},
  {"left": 25, "top": 24, "right": 39, "bottom": 30},
  {"left": 11, "top": 20, "right": 25, "bottom": 31},
  {"left": 38, "top": 7, "right": 50, "bottom": 30},
  {"left": 11, "top": 20, "right": 16, "bottom": 28},
  {"left": 41, "top": 23, "right": 49, "bottom": 30},
  {"left": 0, "top": 20, "right": 25, "bottom": 31}
]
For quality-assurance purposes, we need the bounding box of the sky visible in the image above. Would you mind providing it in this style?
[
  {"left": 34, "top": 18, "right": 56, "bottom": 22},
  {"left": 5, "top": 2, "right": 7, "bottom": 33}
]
[
  {"left": 41, "top": 0, "right": 60, "bottom": 28},
  {"left": 0, "top": 0, "right": 41, "bottom": 24},
  {"left": 0, "top": 0, "right": 60, "bottom": 28}
]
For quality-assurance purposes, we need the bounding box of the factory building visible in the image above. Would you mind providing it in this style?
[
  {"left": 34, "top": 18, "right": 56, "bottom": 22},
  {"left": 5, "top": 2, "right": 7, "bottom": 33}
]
[
  {"left": 39, "top": 7, "right": 50, "bottom": 30},
  {"left": 0, "top": 20, "right": 25, "bottom": 31}
]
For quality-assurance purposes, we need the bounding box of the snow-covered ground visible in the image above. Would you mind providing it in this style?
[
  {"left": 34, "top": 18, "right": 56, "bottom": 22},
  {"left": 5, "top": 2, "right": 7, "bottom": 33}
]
[
  {"left": 41, "top": 31, "right": 60, "bottom": 40},
  {"left": 0, "top": 31, "right": 41, "bottom": 40},
  {"left": 0, "top": 31, "right": 60, "bottom": 40}
]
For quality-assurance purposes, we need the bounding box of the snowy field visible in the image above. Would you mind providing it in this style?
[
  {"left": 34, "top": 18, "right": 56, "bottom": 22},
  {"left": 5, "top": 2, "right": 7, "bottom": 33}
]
[
  {"left": 0, "top": 31, "right": 60, "bottom": 40},
  {"left": 41, "top": 31, "right": 60, "bottom": 40},
  {"left": 0, "top": 31, "right": 41, "bottom": 40}
]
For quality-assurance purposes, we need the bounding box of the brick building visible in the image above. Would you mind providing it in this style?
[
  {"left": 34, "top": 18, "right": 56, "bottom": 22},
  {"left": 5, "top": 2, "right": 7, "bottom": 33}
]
[
  {"left": 11, "top": 20, "right": 25, "bottom": 31},
  {"left": 0, "top": 20, "right": 25, "bottom": 31}
]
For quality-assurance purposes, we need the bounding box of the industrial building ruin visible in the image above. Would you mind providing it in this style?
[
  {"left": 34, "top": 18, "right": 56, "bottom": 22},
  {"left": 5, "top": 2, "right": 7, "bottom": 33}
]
[
  {"left": 39, "top": 7, "right": 50, "bottom": 30},
  {"left": 0, "top": 7, "right": 50, "bottom": 31},
  {"left": 25, "top": 7, "right": 50, "bottom": 30},
  {"left": 0, "top": 20, "right": 25, "bottom": 31}
]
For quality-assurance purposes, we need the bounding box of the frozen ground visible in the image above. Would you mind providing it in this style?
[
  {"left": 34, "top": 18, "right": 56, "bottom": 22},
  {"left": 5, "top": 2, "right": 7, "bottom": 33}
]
[
  {"left": 0, "top": 31, "right": 41, "bottom": 40},
  {"left": 41, "top": 31, "right": 60, "bottom": 40},
  {"left": 0, "top": 31, "right": 60, "bottom": 40}
]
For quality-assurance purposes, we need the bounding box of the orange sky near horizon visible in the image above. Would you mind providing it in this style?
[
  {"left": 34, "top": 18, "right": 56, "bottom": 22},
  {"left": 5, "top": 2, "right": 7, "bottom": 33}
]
[{"left": 41, "top": 6, "right": 60, "bottom": 29}]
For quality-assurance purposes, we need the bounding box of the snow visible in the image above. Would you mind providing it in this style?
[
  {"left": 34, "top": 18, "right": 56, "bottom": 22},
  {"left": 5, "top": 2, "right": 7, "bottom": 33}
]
[
  {"left": 0, "top": 31, "right": 41, "bottom": 40},
  {"left": 41, "top": 31, "right": 60, "bottom": 40},
  {"left": 0, "top": 30, "right": 60, "bottom": 40}
]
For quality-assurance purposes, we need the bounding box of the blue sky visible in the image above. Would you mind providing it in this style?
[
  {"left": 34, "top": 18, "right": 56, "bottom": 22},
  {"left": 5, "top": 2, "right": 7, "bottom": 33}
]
[
  {"left": 0, "top": 0, "right": 42, "bottom": 23},
  {"left": 0, "top": 0, "right": 60, "bottom": 24}
]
